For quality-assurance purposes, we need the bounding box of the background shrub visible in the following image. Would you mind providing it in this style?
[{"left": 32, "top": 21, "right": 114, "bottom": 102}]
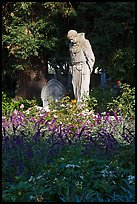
[
  {"left": 107, "top": 83, "right": 135, "bottom": 117},
  {"left": 90, "top": 86, "right": 114, "bottom": 113}
]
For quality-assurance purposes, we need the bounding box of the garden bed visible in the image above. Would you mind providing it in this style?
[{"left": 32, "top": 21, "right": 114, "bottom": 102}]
[{"left": 2, "top": 100, "right": 135, "bottom": 202}]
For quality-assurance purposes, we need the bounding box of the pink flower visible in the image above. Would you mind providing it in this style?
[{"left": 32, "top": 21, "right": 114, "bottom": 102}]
[
  {"left": 20, "top": 104, "right": 24, "bottom": 109},
  {"left": 117, "top": 80, "right": 121, "bottom": 86}
]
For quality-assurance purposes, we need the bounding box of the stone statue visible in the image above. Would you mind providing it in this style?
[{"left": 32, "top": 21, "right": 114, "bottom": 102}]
[
  {"left": 41, "top": 79, "right": 66, "bottom": 110},
  {"left": 67, "top": 30, "right": 95, "bottom": 103}
]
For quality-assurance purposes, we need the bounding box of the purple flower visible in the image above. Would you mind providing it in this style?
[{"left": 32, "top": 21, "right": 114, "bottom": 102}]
[
  {"left": 94, "top": 113, "right": 101, "bottom": 125},
  {"left": 103, "top": 115, "right": 111, "bottom": 124},
  {"left": 26, "top": 150, "right": 33, "bottom": 159},
  {"left": 12, "top": 124, "right": 17, "bottom": 134},
  {"left": 17, "top": 161, "right": 25, "bottom": 176},
  {"left": 113, "top": 111, "right": 119, "bottom": 123},
  {"left": 13, "top": 136, "right": 23, "bottom": 145},
  {"left": 33, "top": 129, "right": 40, "bottom": 142},
  {"left": 96, "top": 112, "right": 101, "bottom": 120}
]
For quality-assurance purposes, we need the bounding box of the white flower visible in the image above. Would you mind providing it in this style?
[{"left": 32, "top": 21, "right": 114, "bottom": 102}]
[
  {"left": 101, "top": 112, "right": 106, "bottom": 115},
  {"left": 36, "top": 175, "right": 43, "bottom": 180},
  {"left": 100, "top": 169, "right": 108, "bottom": 177},
  {"left": 81, "top": 109, "right": 90, "bottom": 116},
  {"left": 53, "top": 114, "right": 58, "bottom": 118},
  {"left": 127, "top": 175, "right": 135, "bottom": 184},
  {"left": 14, "top": 109, "right": 18, "bottom": 115},
  {"left": 28, "top": 176, "right": 35, "bottom": 182},
  {"left": 25, "top": 109, "right": 30, "bottom": 115},
  {"left": 44, "top": 106, "right": 50, "bottom": 112},
  {"left": 35, "top": 106, "right": 43, "bottom": 110},
  {"left": 20, "top": 104, "right": 24, "bottom": 109},
  {"left": 100, "top": 168, "right": 114, "bottom": 177},
  {"left": 60, "top": 104, "right": 66, "bottom": 107},
  {"left": 112, "top": 180, "right": 116, "bottom": 184},
  {"left": 52, "top": 109, "right": 57, "bottom": 112},
  {"left": 29, "top": 195, "right": 35, "bottom": 200},
  {"left": 76, "top": 181, "right": 83, "bottom": 188},
  {"left": 80, "top": 176, "right": 84, "bottom": 180},
  {"left": 65, "top": 164, "right": 80, "bottom": 168}
]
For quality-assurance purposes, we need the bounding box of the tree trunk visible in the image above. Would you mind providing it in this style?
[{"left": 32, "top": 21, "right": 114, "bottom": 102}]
[{"left": 15, "top": 57, "right": 48, "bottom": 100}]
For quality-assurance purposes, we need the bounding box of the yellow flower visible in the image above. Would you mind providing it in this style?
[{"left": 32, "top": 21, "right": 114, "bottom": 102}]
[
  {"left": 118, "top": 104, "right": 123, "bottom": 109},
  {"left": 71, "top": 99, "right": 77, "bottom": 103},
  {"left": 11, "top": 12, "right": 14, "bottom": 17}
]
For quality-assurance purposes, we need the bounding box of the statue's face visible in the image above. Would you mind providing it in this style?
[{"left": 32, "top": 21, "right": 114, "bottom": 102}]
[{"left": 68, "top": 35, "right": 78, "bottom": 44}]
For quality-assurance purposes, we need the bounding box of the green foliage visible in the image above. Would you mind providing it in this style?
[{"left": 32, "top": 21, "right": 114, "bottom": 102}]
[
  {"left": 2, "top": 92, "right": 42, "bottom": 118},
  {"left": 3, "top": 177, "right": 33, "bottom": 202},
  {"left": 3, "top": 144, "right": 135, "bottom": 202},
  {"left": 90, "top": 86, "right": 114, "bottom": 113},
  {"left": 75, "top": 2, "right": 135, "bottom": 84},
  {"left": 76, "top": 3, "right": 134, "bottom": 55},
  {"left": 109, "top": 48, "right": 135, "bottom": 83},
  {"left": 107, "top": 83, "right": 135, "bottom": 117},
  {"left": 2, "top": 2, "right": 75, "bottom": 70},
  {"left": 82, "top": 95, "right": 97, "bottom": 111}
]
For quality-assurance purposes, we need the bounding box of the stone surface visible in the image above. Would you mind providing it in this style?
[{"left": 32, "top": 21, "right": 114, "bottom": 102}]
[
  {"left": 67, "top": 30, "right": 95, "bottom": 102},
  {"left": 41, "top": 79, "right": 66, "bottom": 109}
]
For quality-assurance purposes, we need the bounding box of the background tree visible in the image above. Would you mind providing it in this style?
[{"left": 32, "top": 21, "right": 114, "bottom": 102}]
[
  {"left": 2, "top": 2, "right": 75, "bottom": 99},
  {"left": 2, "top": 2, "right": 135, "bottom": 99},
  {"left": 74, "top": 2, "right": 135, "bottom": 84}
]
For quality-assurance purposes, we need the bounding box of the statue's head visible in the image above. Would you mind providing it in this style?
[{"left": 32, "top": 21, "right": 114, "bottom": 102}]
[{"left": 67, "top": 30, "right": 78, "bottom": 43}]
